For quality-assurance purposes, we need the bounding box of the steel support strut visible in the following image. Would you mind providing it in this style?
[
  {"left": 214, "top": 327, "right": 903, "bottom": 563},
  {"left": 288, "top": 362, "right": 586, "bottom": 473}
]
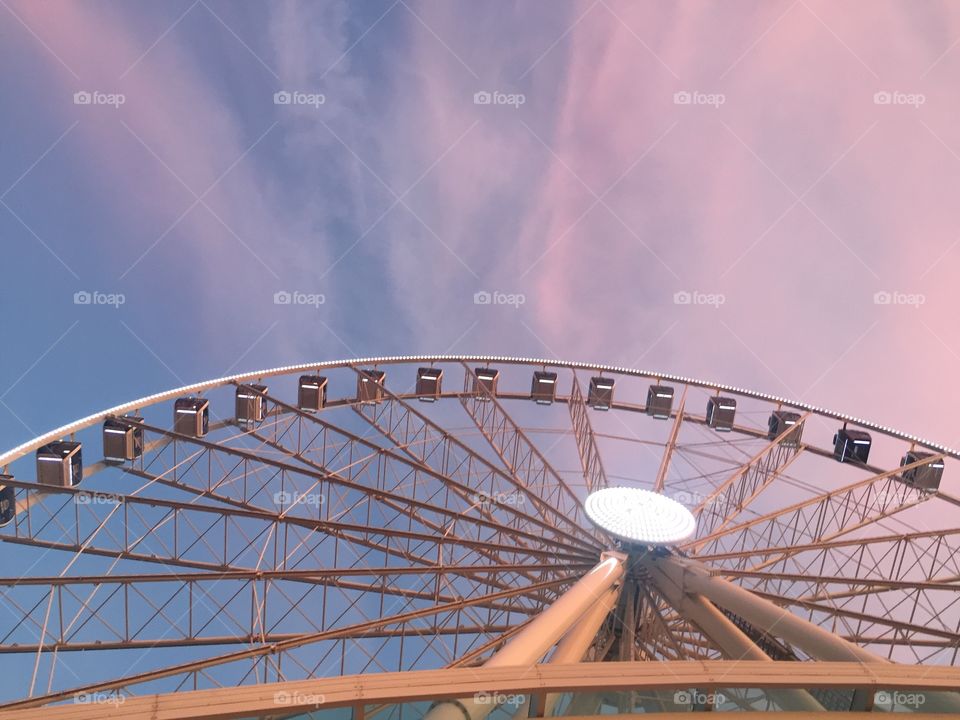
[
  {"left": 426, "top": 552, "right": 626, "bottom": 720},
  {"left": 647, "top": 554, "right": 883, "bottom": 663},
  {"left": 645, "top": 556, "right": 824, "bottom": 713},
  {"left": 514, "top": 585, "right": 621, "bottom": 718},
  {"left": 568, "top": 374, "right": 608, "bottom": 493},
  {"left": 649, "top": 556, "right": 960, "bottom": 714}
]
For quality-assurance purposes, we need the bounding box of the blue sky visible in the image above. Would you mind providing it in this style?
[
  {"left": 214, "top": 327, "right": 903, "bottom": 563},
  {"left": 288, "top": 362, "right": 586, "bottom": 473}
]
[{"left": 3, "top": 0, "right": 960, "bottom": 459}]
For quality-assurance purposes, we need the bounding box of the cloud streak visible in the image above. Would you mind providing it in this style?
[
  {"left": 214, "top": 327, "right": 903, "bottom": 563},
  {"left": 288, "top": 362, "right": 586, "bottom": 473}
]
[{"left": 4, "top": 0, "right": 960, "bottom": 447}]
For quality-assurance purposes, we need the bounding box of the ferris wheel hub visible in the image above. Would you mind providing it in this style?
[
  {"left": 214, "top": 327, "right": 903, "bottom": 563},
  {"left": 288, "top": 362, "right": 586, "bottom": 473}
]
[{"left": 584, "top": 487, "right": 696, "bottom": 545}]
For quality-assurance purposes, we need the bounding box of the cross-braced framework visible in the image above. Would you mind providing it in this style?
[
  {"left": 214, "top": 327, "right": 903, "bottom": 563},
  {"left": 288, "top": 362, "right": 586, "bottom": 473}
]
[{"left": 0, "top": 355, "right": 959, "bottom": 717}]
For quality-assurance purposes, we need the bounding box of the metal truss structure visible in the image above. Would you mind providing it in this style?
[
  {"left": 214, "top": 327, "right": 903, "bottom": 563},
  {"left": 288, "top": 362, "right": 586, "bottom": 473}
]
[{"left": 0, "top": 356, "right": 958, "bottom": 717}]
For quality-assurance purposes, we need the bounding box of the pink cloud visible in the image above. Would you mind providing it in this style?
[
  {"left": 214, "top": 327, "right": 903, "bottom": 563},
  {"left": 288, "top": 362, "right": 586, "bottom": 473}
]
[
  {"left": 13, "top": 0, "right": 960, "bottom": 444},
  {"left": 380, "top": 0, "right": 960, "bottom": 446}
]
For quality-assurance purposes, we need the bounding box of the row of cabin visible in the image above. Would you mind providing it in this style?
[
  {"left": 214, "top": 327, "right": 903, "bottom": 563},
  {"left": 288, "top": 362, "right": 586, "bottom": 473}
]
[{"left": 3, "top": 369, "right": 945, "bottom": 500}]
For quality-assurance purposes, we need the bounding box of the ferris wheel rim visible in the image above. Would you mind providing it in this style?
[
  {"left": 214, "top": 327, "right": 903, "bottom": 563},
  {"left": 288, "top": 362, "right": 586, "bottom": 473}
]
[
  {"left": 2, "top": 353, "right": 956, "bottom": 469},
  {"left": 0, "top": 354, "right": 957, "bottom": 709}
]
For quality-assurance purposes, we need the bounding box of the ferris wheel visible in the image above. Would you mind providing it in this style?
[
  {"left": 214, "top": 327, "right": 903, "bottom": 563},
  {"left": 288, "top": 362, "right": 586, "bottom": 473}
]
[{"left": 0, "top": 355, "right": 958, "bottom": 718}]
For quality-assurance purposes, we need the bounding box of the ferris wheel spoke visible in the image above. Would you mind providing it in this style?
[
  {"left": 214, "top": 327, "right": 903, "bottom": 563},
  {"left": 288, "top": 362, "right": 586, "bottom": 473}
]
[
  {"left": 129, "top": 465, "right": 573, "bottom": 574},
  {"left": 751, "top": 586, "right": 960, "bottom": 660},
  {"left": 653, "top": 620, "right": 721, "bottom": 660},
  {"left": 838, "top": 635, "right": 960, "bottom": 649},
  {"left": 244, "top": 401, "right": 595, "bottom": 565},
  {"left": 687, "top": 415, "right": 809, "bottom": 544},
  {"left": 694, "top": 527, "right": 960, "bottom": 645},
  {"left": 0, "top": 481, "right": 585, "bottom": 600},
  {"left": 647, "top": 581, "right": 757, "bottom": 663},
  {"left": 350, "top": 375, "right": 600, "bottom": 550},
  {"left": 633, "top": 584, "right": 692, "bottom": 660},
  {"left": 80, "top": 428, "right": 204, "bottom": 483},
  {"left": 260, "top": 422, "right": 585, "bottom": 560},
  {"left": 3, "top": 572, "right": 579, "bottom": 709},
  {"left": 568, "top": 373, "right": 608, "bottom": 493},
  {"left": 688, "top": 457, "right": 941, "bottom": 570},
  {"left": 241, "top": 427, "right": 586, "bottom": 583},
  {"left": 0, "top": 564, "right": 566, "bottom": 655},
  {"left": 665, "top": 448, "right": 739, "bottom": 502},
  {"left": 653, "top": 386, "right": 686, "bottom": 494},
  {"left": 695, "top": 526, "right": 960, "bottom": 566},
  {"left": 712, "top": 524, "right": 960, "bottom": 653},
  {"left": 445, "top": 615, "right": 537, "bottom": 667},
  {"left": 748, "top": 590, "right": 960, "bottom": 646},
  {"left": 138, "top": 464, "right": 587, "bottom": 597},
  {"left": 457, "top": 363, "right": 601, "bottom": 544},
  {"left": 126, "top": 421, "right": 591, "bottom": 568},
  {"left": 726, "top": 569, "right": 960, "bottom": 598}
]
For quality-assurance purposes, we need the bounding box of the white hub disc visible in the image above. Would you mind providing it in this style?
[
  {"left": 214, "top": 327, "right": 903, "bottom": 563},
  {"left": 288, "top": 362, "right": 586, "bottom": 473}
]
[{"left": 585, "top": 487, "right": 696, "bottom": 545}]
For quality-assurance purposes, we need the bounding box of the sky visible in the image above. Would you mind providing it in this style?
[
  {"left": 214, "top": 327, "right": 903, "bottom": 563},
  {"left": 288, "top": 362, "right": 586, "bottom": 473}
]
[
  {"left": 2, "top": 0, "right": 960, "bottom": 458},
  {"left": 3, "top": 0, "right": 960, "bottom": 705}
]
